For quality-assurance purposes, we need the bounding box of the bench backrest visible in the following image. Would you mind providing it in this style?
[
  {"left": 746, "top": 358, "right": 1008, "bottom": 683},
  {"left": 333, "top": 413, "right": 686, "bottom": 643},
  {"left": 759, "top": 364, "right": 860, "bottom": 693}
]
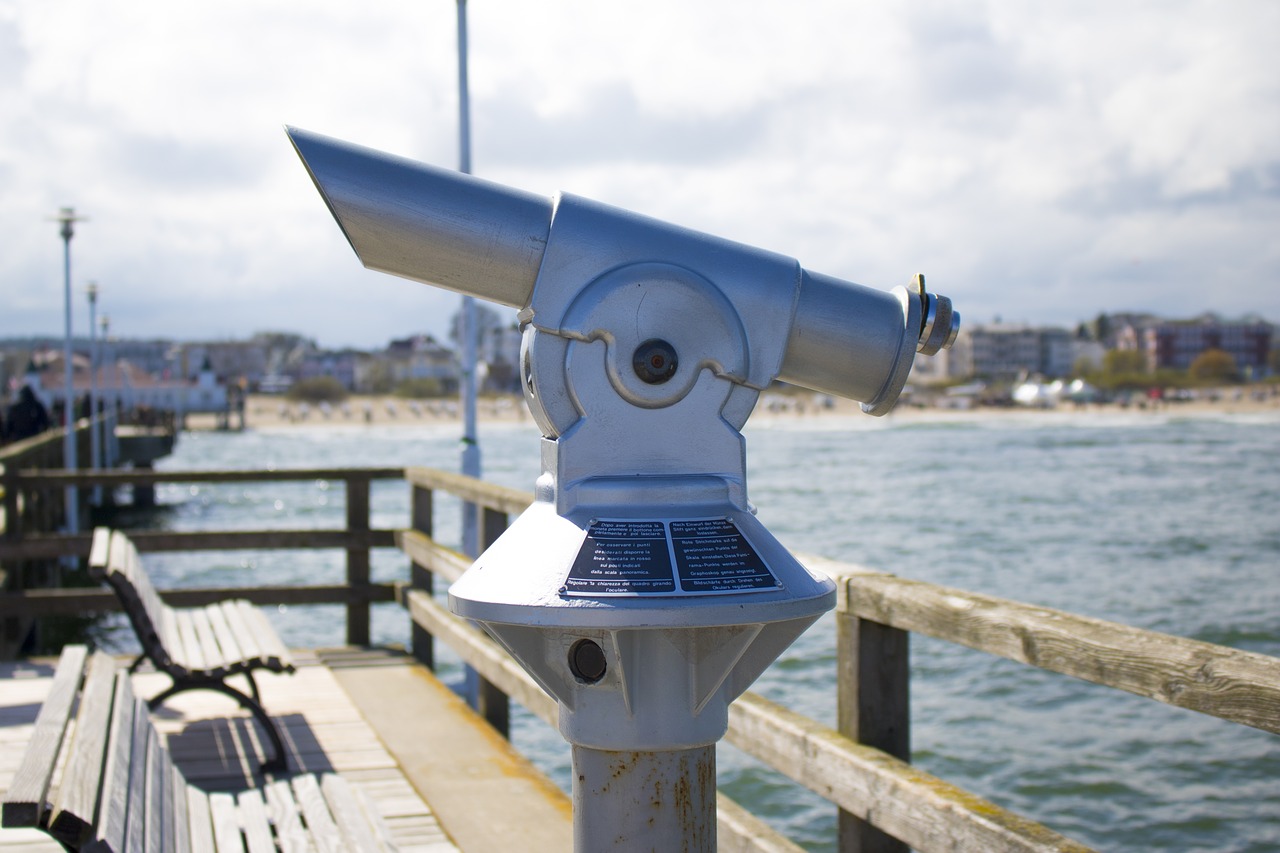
[
  {"left": 89, "top": 528, "right": 174, "bottom": 670},
  {"left": 88, "top": 527, "right": 294, "bottom": 679},
  {"left": 3, "top": 646, "right": 168, "bottom": 850}
]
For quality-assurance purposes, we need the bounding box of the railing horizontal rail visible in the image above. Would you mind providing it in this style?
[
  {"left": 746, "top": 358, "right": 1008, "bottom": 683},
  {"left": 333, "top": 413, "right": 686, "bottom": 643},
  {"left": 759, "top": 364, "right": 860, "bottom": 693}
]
[
  {"left": 0, "top": 423, "right": 75, "bottom": 466},
  {"left": 804, "top": 555, "right": 1280, "bottom": 735},
  {"left": 725, "top": 693, "right": 1091, "bottom": 853},
  {"left": 2, "top": 465, "right": 408, "bottom": 649},
  {"left": 0, "top": 529, "right": 398, "bottom": 560},
  {"left": 396, "top": 529, "right": 469, "bottom": 584},
  {"left": 404, "top": 466, "right": 531, "bottom": 516},
  {"left": 0, "top": 582, "right": 399, "bottom": 617},
  {"left": 11, "top": 466, "right": 406, "bottom": 487}
]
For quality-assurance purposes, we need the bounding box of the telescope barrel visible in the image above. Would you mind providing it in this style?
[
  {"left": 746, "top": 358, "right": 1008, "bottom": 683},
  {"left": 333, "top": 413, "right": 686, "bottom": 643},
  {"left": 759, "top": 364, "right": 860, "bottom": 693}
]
[
  {"left": 779, "top": 270, "right": 916, "bottom": 412},
  {"left": 289, "top": 127, "right": 956, "bottom": 413},
  {"left": 287, "top": 126, "right": 552, "bottom": 308}
]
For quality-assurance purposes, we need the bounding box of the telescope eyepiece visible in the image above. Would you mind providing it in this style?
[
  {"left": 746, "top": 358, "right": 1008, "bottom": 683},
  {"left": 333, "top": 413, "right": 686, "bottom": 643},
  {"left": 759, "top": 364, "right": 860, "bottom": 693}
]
[{"left": 913, "top": 274, "right": 960, "bottom": 356}]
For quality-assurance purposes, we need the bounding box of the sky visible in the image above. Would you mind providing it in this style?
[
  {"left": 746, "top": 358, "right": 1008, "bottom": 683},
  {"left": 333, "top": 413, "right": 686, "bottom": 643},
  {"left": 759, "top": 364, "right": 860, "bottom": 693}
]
[{"left": 1, "top": 1, "right": 1277, "bottom": 350}]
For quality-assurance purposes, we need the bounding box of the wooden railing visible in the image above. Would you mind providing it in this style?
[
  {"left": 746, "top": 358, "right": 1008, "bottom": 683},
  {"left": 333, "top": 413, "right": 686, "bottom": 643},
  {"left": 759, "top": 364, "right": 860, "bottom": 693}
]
[
  {"left": 399, "top": 469, "right": 1280, "bottom": 853},
  {"left": 0, "top": 413, "right": 122, "bottom": 539},
  {"left": 0, "top": 466, "right": 403, "bottom": 649},
  {"left": 3, "top": 464, "right": 1278, "bottom": 851},
  {"left": 1, "top": 424, "right": 84, "bottom": 539},
  {"left": 1, "top": 421, "right": 102, "bottom": 655}
]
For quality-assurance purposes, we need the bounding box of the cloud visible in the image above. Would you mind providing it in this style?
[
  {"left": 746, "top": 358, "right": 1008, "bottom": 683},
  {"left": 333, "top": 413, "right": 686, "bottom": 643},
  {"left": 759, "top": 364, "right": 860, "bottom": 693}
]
[{"left": 0, "top": 0, "right": 1276, "bottom": 349}]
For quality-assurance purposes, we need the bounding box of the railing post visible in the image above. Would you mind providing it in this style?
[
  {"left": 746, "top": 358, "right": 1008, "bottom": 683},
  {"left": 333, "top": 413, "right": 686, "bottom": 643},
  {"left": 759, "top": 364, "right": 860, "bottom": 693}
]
[
  {"left": 410, "top": 484, "right": 434, "bottom": 668},
  {"left": 346, "top": 474, "right": 371, "bottom": 646},
  {"left": 474, "top": 505, "right": 510, "bottom": 737},
  {"left": 837, "top": 604, "right": 911, "bottom": 853},
  {"left": 2, "top": 463, "right": 21, "bottom": 544},
  {"left": 0, "top": 461, "right": 21, "bottom": 657}
]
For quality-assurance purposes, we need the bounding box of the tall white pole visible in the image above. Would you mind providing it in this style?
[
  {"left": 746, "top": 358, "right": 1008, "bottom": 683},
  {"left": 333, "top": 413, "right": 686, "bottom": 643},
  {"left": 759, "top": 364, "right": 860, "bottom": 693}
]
[
  {"left": 87, "top": 282, "right": 101, "bottom": 506},
  {"left": 454, "top": 0, "right": 487, "bottom": 716},
  {"left": 54, "top": 207, "right": 86, "bottom": 535},
  {"left": 457, "top": 0, "right": 482, "bottom": 559},
  {"left": 101, "top": 314, "right": 115, "bottom": 468}
]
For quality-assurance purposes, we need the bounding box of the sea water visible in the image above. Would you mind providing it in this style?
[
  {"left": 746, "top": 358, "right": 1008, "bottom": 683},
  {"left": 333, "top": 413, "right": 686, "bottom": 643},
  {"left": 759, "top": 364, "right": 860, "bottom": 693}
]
[{"left": 107, "top": 408, "right": 1280, "bottom": 852}]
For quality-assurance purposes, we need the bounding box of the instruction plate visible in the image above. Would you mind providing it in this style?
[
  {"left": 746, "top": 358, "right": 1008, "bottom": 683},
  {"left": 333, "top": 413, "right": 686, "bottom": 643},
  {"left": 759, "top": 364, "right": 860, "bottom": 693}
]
[{"left": 563, "top": 517, "right": 778, "bottom": 597}]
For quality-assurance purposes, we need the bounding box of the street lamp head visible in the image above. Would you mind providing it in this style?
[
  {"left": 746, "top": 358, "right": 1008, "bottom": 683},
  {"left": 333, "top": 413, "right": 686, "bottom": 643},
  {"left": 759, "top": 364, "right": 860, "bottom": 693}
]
[{"left": 50, "top": 206, "right": 89, "bottom": 241}]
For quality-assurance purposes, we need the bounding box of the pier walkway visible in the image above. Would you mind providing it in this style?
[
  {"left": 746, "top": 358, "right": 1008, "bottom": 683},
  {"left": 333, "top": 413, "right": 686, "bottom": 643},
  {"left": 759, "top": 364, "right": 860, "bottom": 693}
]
[
  {"left": 3, "top": 463, "right": 1277, "bottom": 850},
  {"left": 0, "top": 647, "right": 573, "bottom": 852}
]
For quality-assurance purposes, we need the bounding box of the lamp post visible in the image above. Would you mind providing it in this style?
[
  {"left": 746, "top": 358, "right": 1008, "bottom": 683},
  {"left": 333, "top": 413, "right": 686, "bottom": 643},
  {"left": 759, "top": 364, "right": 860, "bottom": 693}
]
[
  {"left": 86, "top": 281, "right": 101, "bottom": 505},
  {"left": 53, "top": 207, "right": 87, "bottom": 534},
  {"left": 100, "top": 314, "right": 114, "bottom": 468},
  {"left": 455, "top": 0, "right": 482, "bottom": 559},
  {"left": 452, "top": 0, "right": 488, "bottom": 714}
]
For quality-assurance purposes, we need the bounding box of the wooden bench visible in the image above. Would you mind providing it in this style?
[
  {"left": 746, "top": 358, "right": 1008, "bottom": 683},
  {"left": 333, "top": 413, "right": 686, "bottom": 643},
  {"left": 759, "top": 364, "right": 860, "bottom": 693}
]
[
  {"left": 2, "top": 645, "right": 400, "bottom": 852},
  {"left": 89, "top": 527, "right": 295, "bottom": 773}
]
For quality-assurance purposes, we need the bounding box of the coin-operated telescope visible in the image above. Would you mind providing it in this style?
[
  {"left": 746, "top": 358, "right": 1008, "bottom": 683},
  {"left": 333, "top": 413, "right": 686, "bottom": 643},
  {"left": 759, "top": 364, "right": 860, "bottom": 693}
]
[{"left": 288, "top": 127, "right": 958, "bottom": 851}]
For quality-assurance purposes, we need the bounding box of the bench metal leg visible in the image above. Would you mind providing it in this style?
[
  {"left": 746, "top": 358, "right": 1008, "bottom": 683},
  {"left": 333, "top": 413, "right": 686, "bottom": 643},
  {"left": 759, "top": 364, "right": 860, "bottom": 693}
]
[
  {"left": 243, "top": 670, "right": 262, "bottom": 704},
  {"left": 147, "top": 678, "right": 289, "bottom": 775}
]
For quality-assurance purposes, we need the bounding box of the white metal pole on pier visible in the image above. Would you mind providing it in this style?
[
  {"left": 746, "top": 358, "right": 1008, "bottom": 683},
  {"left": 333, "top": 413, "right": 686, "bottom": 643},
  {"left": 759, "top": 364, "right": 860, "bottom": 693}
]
[
  {"left": 455, "top": 0, "right": 485, "bottom": 712},
  {"left": 100, "top": 314, "right": 116, "bottom": 469},
  {"left": 54, "top": 207, "right": 86, "bottom": 534},
  {"left": 87, "top": 281, "right": 101, "bottom": 506},
  {"left": 456, "top": 0, "right": 482, "bottom": 559}
]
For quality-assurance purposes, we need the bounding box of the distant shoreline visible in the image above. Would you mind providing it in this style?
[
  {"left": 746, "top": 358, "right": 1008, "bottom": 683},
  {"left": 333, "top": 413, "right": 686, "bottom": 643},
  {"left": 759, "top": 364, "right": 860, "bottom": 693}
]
[{"left": 183, "top": 389, "right": 1280, "bottom": 432}]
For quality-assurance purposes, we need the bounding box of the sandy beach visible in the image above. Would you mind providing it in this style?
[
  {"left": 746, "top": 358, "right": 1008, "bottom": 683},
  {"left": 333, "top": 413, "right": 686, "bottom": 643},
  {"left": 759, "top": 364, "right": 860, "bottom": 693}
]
[{"left": 184, "top": 387, "right": 1280, "bottom": 432}]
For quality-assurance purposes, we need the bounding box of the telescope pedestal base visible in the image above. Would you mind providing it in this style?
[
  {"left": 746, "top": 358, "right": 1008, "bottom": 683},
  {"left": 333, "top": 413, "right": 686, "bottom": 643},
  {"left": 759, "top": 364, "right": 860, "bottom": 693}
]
[{"left": 572, "top": 744, "right": 715, "bottom": 852}]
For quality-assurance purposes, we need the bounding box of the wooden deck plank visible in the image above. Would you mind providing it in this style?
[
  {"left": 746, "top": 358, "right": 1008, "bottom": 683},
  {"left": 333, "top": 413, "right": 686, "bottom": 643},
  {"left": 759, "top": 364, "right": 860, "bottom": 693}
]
[
  {"left": 262, "top": 780, "right": 310, "bottom": 853},
  {"left": 325, "top": 650, "right": 573, "bottom": 853}
]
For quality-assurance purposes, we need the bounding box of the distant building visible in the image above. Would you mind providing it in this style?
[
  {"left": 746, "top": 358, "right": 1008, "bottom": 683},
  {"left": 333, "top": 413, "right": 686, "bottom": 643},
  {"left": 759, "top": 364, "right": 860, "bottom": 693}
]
[
  {"left": 951, "top": 323, "right": 1042, "bottom": 380},
  {"left": 99, "top": 338, "right": 173, "bottom": 377},
  {"left": 908, "top": 345, "right": 951, "bottom": 385},
  {"left": 172, "top": 340, "right": 270, "bottom": 387},
  {"left": 27, "top": 349, "right": 229, "bottom": 418},
  {"left": 297, "top": 349, "right": 359, "bottom": 390},
  {"left": 482, "top": 323, "right": 523, "bottom": 394},
  {"left": 1141, "top": 315, "right": 1272, "bottom": 375},
  {"left": 386, "top": 335, "right": 459, "bottom": 392},
  {"left": 950, "top": 323, "right": 1106, "bottom": 381},
  {"left": 451, "top": 304, "right": 523, "bottom": 393}
]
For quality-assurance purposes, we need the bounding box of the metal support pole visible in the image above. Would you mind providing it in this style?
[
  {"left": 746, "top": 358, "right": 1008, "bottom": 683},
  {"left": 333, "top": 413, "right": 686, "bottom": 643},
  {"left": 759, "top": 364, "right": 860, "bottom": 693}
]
[
  {"left": 572, "top": 745, "right": 716, "bottom": 852},
  {"left": 454, "top": 0, "right": 486, "bottom": 715},
  {"left": 460, "top": 295, "right": 480, "bottom": 557},
  {"left": 457, "top": 0, "right": 481, "bottom": 557},
  {"left": 87, "top": 282, "right": 101, "bottom": 506},
  {"left": 54, "top": 207, "right": 86, "bottom": 535},
  {"left": 100, "top": 315, "right": 115, "bottom": 470}
]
